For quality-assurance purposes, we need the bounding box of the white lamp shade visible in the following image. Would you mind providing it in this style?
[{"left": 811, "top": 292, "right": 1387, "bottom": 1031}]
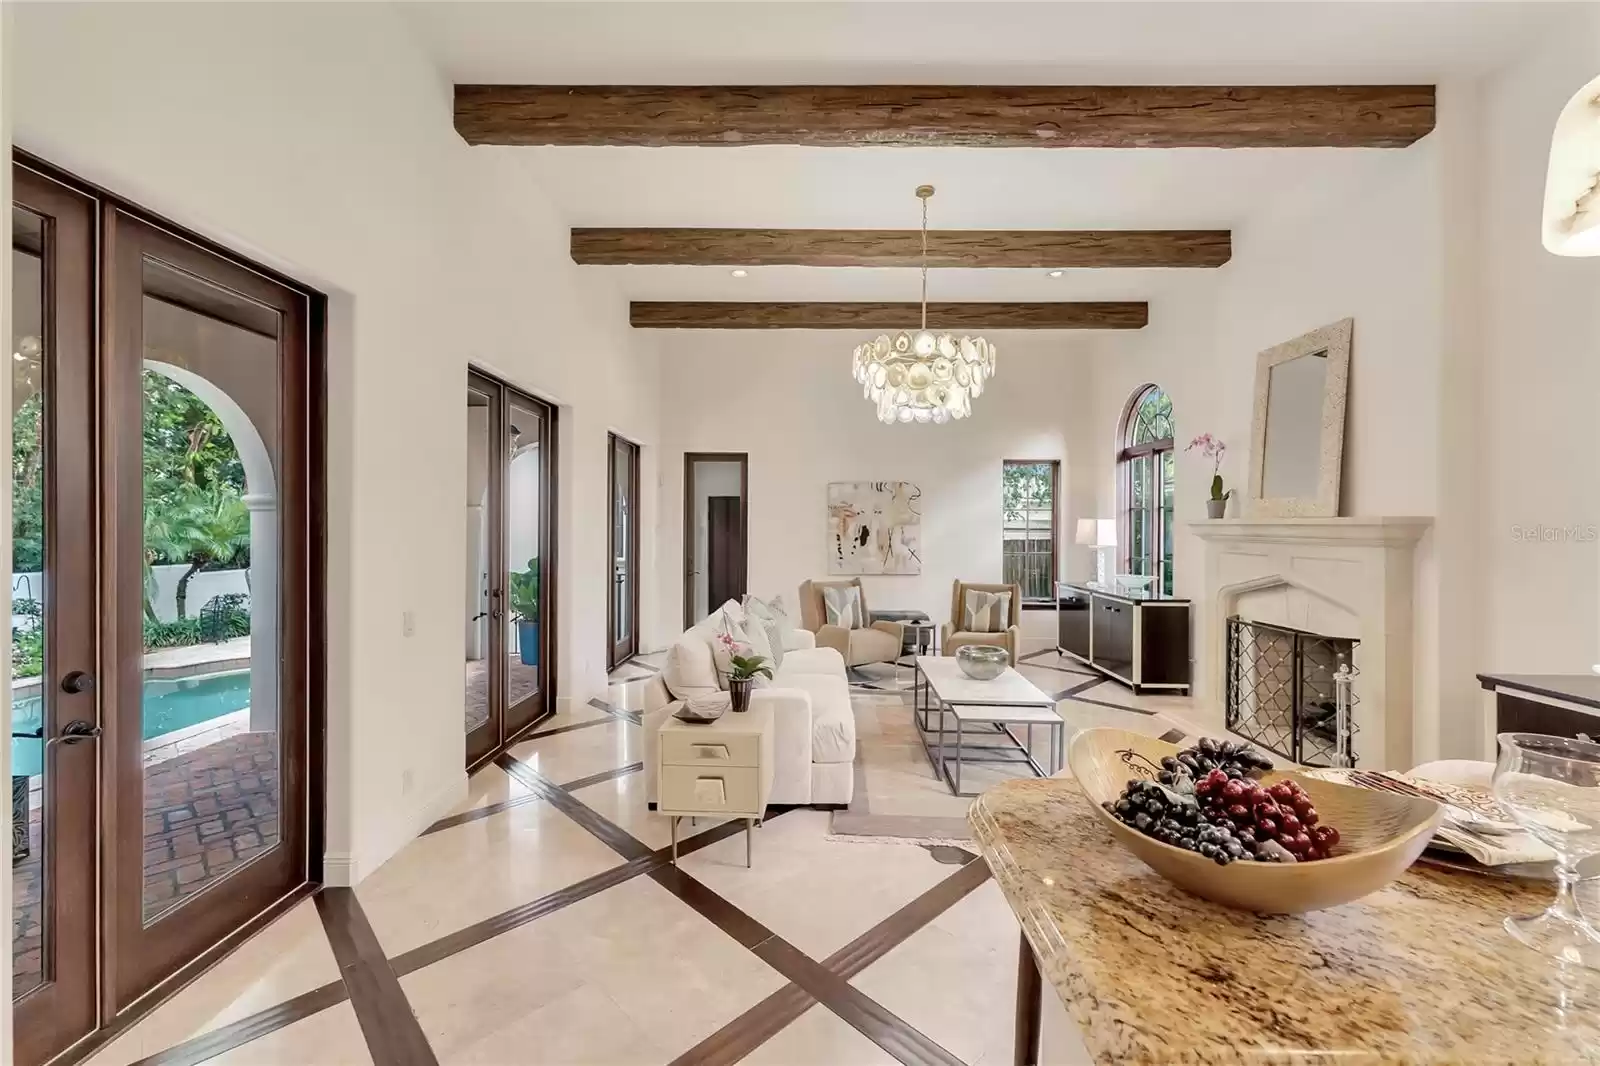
[
  {"left": 1542, "top": 73, "right": 1600, "bottom": 257},
  {"left": 1074, "top": 518, "right": 1118, "bottom": 547}
]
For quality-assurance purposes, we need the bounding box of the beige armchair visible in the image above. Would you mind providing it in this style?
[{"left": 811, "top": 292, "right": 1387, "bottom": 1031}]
[
  {"left": 798, "top": 578, "right": 904, "bottom": 668},
  {"left": 942, "top": 580, "right": 1022, "bottom": 664}
]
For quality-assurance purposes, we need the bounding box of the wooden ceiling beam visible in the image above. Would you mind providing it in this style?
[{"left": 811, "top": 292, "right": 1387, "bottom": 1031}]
[
  {"left": 573, "top": 228, "right": 1231, "bottom": 268},
  {"left": 629, "top": 301, "right": 1147, "bottom": 330},
  {"left": 456, "top": 84, "right": 1435, "bottom": 149}
]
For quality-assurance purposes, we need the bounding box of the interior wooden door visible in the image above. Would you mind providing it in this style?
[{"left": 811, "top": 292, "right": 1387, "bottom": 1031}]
[
  {"left": 103, "top": 207, "right": 312, "bottom": 1008},
  {"left": 706, "top": 496, "right": 745, "bottom": 609},
  {"left": 11, "top": 163, "right": 100, "bottom": 1066}
]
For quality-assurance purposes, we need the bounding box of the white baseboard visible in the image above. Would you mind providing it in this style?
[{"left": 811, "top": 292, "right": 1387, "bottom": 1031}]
[{"left": 320, "top": 771, "right": 467, "bottom": 887}]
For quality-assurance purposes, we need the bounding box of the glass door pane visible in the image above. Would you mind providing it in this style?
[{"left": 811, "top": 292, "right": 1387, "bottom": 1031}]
[
  {"left": 609, "top": 435, "right": 638, "bottom": 668},
  {"left": 464, "top": 380, "right": 498, "bottom": 764},
  {"left": 504, "top": 396, "right": 547, "bottom": 735},
  {"left": 12, "top": 207, "right": 50, "bottom": 1001},
  {"left": 138, "top": 257, "right": 281, "bottom": 922}
]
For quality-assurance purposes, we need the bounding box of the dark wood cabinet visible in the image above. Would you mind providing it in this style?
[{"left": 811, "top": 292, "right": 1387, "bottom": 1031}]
[{"left": 1058, "top": 582, "right": 1190, "bottom": 694}]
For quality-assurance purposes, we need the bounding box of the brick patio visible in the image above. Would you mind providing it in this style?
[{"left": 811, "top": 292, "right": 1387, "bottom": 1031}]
[{"left": 11, "top": 731, "right": 279, "bottom": 996}]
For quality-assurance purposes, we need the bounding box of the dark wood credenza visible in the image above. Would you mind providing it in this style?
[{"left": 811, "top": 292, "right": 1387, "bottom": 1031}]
[
  {"left": 1057, "top": 582, "right": 1191, "bottom": 695},
  {"left": 1477, "top": 673, "right": 1600, "bottom": 749}
]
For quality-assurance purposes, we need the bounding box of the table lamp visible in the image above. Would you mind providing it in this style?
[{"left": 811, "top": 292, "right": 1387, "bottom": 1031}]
[{"left": 1075, "top": 518, "right": 1117, "bottom": 585}]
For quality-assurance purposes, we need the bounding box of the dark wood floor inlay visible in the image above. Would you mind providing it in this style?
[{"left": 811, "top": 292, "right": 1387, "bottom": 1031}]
[
  {"left": 421, "top": 792, "right": 544, "bottom": 836},
  {"left": 129, "top": 981, "right": 350, "bottom": 1066},
  {"left": 677, "top": 853, "right": 991, "bottom": 1065},
  {"left": 1159, "top": 727, "right": 1189, "bottom": 744},
  {"left": 559, "top": 760, "right": 644, "bottom": 793},
  {"left": 587, "top": 695, "right": 644, "bottom": 724},
  {"left": 523, "top": 715, "right": 616, "bottom": 741},
  {"left": 315, "top": 888, "right": 439, "bottom": 1066},
  {"left": 496, "top": 753, "right": 654, "bottom": 860}
]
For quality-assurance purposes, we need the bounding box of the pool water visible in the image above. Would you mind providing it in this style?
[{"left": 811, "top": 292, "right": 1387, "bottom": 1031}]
[{"left": 11, "top": 671, "right": 252, "bottom": 776}]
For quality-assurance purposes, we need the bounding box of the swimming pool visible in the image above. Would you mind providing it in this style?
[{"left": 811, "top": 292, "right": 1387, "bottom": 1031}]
[{"left": 11, "top": 671, "right": 252, "bottom": 776}]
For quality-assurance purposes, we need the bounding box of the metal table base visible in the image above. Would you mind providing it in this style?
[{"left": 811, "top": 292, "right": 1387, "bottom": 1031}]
[{"left": 912, "top": 661, "right": 1064, "bottom": 797}]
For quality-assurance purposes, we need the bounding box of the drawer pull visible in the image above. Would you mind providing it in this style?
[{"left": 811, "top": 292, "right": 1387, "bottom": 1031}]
[
  {"left": 691, "top": 744, "right": 731, "bottom": 761},
  {"left": 693, "top": 776, "right": 727, "bottom": 806}
]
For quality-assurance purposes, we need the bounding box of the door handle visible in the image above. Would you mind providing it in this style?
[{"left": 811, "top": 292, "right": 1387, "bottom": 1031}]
[
  {"left": 47, "top": 720, "right": 101, "bottom": 749},
  {"left": 60, "top": 670, "right": 95, "bottom": 694}
]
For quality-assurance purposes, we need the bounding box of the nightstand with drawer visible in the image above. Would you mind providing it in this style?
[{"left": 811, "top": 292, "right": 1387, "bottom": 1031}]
[{"left": 656, "top": 703, "right": 775, "bottom": 866}]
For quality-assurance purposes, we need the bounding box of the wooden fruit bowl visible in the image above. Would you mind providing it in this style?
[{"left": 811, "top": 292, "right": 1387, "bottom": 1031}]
[{"left": 1068, "top": 728, "right": 1442, "bottom": 914}]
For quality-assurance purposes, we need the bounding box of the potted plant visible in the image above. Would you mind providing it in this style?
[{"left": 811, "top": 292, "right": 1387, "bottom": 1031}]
[
  {"left": 717, "top": 632, "right": 773, "bottom": 712},
  {"left": 1186, "top": 433, "right": 1232, "bottom": 518},
  {"left": 509, "top": 558, "right": 540, "bottom": 667}
]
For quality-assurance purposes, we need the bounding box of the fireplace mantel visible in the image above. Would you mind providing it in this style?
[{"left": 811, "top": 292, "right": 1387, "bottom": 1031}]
[
  {"left": 1189, "top": 517, "right": 1432, "bottom": 549},
  {"left": 1186, "top": 515, "right": 1433, "bottom": 769}
]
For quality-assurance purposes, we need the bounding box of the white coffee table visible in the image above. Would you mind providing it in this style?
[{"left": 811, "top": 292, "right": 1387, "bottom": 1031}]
[{"left": 912, "top": 655, "right": 1062, "bottom": 796}]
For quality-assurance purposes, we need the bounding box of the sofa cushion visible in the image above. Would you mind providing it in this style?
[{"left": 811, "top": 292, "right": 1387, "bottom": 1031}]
[
  {"left": 775, "top": 646, "right": 846, "bottom": 678},
  {"left": 772, "top": 673, "right": 855, "bottom": 763},
  {"left": 663, "top": 625, "right": 719, "bottom": 699}
]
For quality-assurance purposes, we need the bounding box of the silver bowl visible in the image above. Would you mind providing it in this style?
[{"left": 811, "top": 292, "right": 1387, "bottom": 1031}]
[{"left": 956, "top": 644, "right": 1009, "bottom": 680}]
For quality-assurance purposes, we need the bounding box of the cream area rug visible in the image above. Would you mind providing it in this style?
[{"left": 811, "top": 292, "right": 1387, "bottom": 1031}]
[{"left": 830, "top": 657, "right": 1200, "bottom": 845}]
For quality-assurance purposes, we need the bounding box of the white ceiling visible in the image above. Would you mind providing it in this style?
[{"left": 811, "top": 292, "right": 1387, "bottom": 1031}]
[{"left": 406, "top": 1, "right": 1571, "bottom": 305}]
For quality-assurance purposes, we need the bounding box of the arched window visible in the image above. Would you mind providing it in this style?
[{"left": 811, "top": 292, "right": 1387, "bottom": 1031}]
[{"left": 1117, "top": 385, "right": 1175, "bottom": 596}]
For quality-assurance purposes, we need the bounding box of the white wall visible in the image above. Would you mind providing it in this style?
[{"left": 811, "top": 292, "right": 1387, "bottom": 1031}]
[
  {"left": 6, "top": 1, "right": 661, "bottom": 884},
  {"left": 1477, "top": 9, "right": 1600, "bottom": 692},
  {"left": 1087, "top": 130, "right": 1453, "bottom": 750},
  {"left": 656, "top": 331, "right": 1096, "bottom": 650}
]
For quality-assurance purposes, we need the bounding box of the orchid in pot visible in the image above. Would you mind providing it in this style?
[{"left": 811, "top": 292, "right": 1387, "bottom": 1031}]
[
  {"left": 1186, "top": 433, "right": 1231, "bottom": 518},
  {"left": 717, "top": 631, "right": 773, "bottom": 712}
]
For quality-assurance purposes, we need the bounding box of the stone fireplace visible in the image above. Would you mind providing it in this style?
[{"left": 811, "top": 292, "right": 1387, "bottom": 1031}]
[{"left": 1189, "top": 517, "right": 1431, "bottom": 770}]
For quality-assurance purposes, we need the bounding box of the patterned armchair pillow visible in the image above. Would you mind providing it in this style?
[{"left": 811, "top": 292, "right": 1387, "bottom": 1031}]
[
  {"left": 961, "top": 589, "right": 1012, "bottom": 633},
  {"left": 821, "top": 585, "right": 865, "bottom": 629}
]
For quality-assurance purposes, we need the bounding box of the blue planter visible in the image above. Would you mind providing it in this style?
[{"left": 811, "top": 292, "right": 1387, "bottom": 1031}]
[{"left": 517, "top": 621, "right": 540, "bottom": 667}]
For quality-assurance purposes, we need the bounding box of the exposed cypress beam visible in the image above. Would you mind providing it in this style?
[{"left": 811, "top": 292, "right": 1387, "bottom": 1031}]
[
  {"left": 456, "top": 85, "right": 1435, "bottom": 149},
  {"left": 572, "top": 228, "right": 1231, "bottom": 268},
  {"left": 629, "top": 302, "right": 1147, "bottom": 330}
]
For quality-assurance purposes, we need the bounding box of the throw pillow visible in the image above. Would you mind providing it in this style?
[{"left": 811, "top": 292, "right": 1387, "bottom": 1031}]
[
  {"left": 743, "top": 594, "right": 797, "bottom": 661},
  {"left": 741, "top": 610, "right": 776, "bottom": 668},
  {"left": 662, "top": 627, "right": 720, "bottom": 700},
  {"left": 821, "top": 585, "right": 865, "bottom": 629},
  {"left": 962, "top": 589, "right": 1012, "bottom": 634},
  {"left": 704, "top": 608, "right": 752, "bottom": 689}
]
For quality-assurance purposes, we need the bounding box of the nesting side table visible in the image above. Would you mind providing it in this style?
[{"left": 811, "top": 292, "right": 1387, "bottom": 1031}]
[{"left": 656, "top": 703, "right": 775, "bottom": 866}]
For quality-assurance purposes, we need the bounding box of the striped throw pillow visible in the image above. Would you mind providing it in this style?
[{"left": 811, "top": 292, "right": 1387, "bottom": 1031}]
[{"left": 962, "top": 590, "right": 1011, "bottom": 633}]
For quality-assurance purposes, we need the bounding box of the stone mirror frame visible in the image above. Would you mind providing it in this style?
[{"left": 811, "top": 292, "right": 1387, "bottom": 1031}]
[{"left": 1246, "top": 317, "right": 1352, "bottom": 518}]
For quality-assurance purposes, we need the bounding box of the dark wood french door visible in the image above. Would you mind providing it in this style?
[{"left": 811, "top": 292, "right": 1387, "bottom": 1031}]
[
  {"left": 11, "top": 157, "right": 322, "bottom": 1063},
  {"left": 607, "top": 434, "right": 640, "bottom": 670},
  {"left": 11, "top": 162, "right": 99, "bottom": 1066},
  {"left": 465, "top": 371, "right": 556, "bottom": 770}
]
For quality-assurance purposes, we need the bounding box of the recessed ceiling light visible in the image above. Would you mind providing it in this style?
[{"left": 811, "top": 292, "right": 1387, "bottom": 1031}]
[
  {"left": 730, "top": 269, "right": 749, "bottom": 278},
  {"left": 1047, "top": 269, "right": 1065, "bottom": 278}
]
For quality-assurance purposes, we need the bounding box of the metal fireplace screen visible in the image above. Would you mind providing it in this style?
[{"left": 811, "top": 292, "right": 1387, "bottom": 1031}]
[{"left": 1225, "top": 616, "right": 1359, "bottom": 767}]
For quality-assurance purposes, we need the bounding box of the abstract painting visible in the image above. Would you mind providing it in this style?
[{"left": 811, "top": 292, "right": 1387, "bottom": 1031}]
[{"left": 827, "top": 482, "right": 922, "bottom": 575}]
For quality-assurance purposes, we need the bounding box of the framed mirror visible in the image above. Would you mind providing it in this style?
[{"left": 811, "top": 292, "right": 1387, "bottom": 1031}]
[{"left": 1246, "top": 318, "right": 1352, "bottom": 517}]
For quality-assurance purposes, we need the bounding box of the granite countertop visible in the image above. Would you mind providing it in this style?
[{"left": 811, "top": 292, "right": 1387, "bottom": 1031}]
[{"left": 970, "top": 777, "right": 1600, "bottom": 1065}]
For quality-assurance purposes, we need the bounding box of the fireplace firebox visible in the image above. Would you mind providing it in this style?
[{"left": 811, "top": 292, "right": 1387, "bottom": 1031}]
[{"left": 1225, "top": 616, "right": 1359, "bottom": 767}]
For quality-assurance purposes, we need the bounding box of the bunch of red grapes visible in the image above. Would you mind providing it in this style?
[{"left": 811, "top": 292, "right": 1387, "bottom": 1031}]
[{"left": 1194, "top": 770, "right": 1341, "bottom": 862}]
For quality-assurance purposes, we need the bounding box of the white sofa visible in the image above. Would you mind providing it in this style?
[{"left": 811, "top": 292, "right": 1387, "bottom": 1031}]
[{"left": 643, "top": 603, "right": 856, "bottom": 808}]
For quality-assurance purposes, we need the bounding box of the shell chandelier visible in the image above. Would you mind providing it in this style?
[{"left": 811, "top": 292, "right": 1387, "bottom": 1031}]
[{"left": 851, "top": 185, "right": 996, "bottom": 424}]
